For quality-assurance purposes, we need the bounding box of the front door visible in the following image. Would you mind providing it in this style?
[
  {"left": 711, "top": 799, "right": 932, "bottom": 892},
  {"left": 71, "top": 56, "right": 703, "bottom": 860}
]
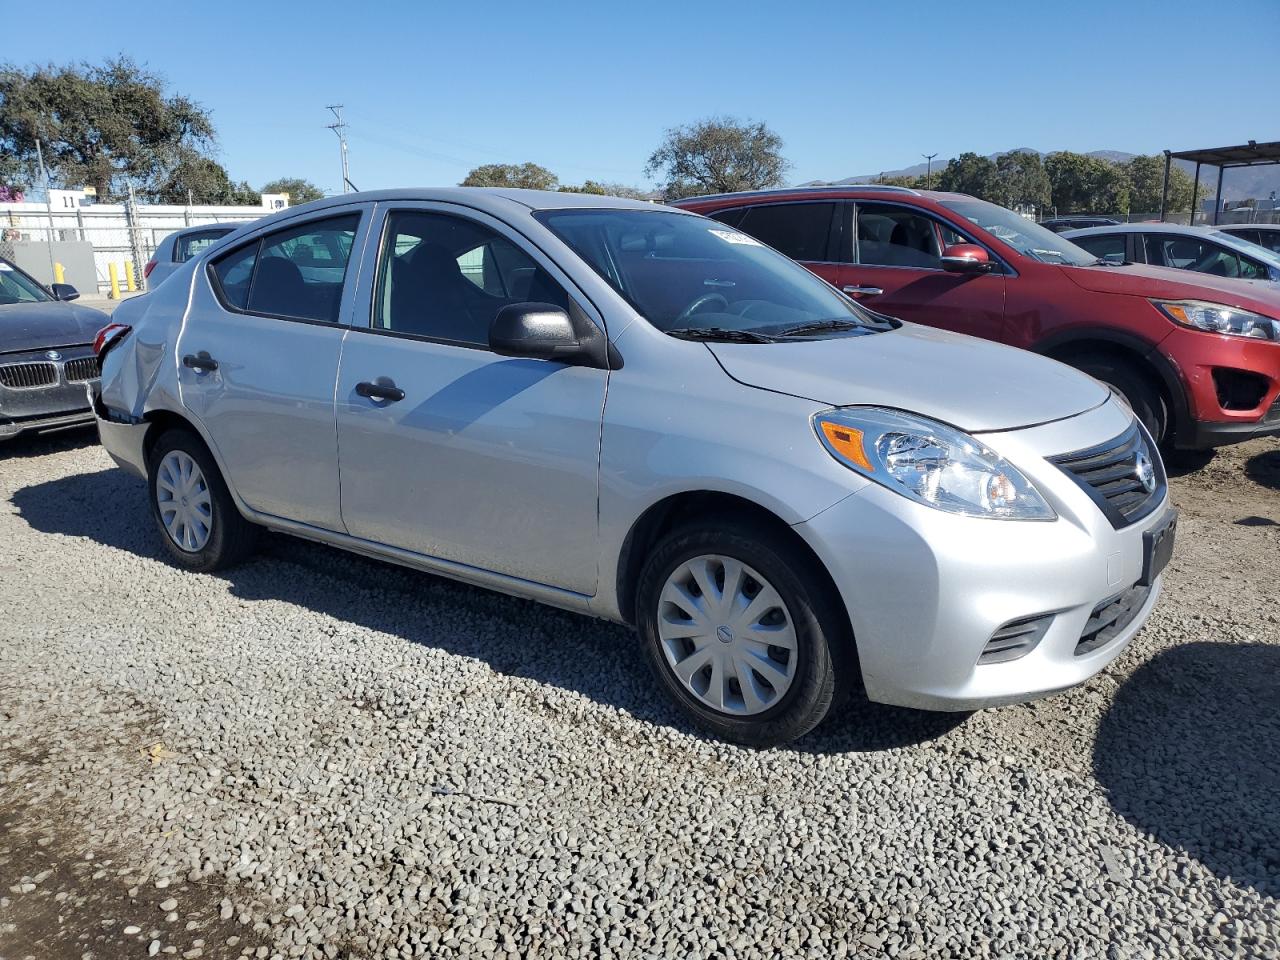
[
  {"left": 836, "top": 201, "right": 1007, "bottom": 341},
  {"left": 335, "top": 203, "right": 608, "bottom": 595},
  {"left": 176, "top": 207, "right": 368, "bottom": 530}
]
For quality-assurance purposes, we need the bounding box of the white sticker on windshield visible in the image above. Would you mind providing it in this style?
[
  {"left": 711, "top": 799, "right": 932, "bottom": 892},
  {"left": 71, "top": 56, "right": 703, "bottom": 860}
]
[
  {"left": 0, "top": 262, "right": 12, "bottom": 270},
  {"left": 709, "top": 229, "right": 762, "bottom": 246}
]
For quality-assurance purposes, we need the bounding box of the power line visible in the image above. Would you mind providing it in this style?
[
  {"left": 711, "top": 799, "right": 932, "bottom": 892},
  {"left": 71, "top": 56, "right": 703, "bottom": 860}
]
[{"left": 326, "top": 105, "right": 357, "bottom": 193}]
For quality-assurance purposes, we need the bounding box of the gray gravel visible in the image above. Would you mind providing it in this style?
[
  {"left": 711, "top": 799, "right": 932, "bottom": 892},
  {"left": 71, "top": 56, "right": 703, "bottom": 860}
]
[{"left": 2, "top": 430, "right": 1278, "bottom": 959}]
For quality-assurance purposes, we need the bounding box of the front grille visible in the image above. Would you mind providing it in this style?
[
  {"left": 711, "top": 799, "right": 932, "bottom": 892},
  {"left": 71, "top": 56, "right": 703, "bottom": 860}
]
[
  {"left": 979, "top": 613, "right": 1053, "bottom": 664},
  {"left": 1050, "top": 422, "right": 1165, "bottom": 529},
  {"left": 0, "top": 361, "right": 57, "bottom": 389},
  {"left": 63, "top": 356, "right": 100, "bottom": 382},
  {"left": 1076, "top": 583, "right": 1151, "bottom": 656}
]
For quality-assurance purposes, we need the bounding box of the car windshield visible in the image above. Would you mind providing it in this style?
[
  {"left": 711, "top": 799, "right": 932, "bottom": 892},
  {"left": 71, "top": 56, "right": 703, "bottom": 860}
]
[
  {"left": 941, "top": 198, "right": 1097, "bottom": 266},
  {"left": 1209, "top": 230, "right": 1280, "bottom": 269},
  {"left": 536, "top": 208, "right": 886, "bottom": 338},
  {"left": 0, "top": 259, "right": 53, "bottom": 305}
]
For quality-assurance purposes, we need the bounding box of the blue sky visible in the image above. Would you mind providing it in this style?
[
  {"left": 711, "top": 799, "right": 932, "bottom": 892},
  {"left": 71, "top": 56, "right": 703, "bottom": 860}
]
[{"left": 18, "top": 0, "right": 1280, "bottom": 195}]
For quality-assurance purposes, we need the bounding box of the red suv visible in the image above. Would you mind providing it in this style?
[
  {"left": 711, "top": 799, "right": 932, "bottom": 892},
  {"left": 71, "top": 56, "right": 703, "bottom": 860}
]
[{"left": 675, "top": 186, "right": 1280, "bottom": 449}]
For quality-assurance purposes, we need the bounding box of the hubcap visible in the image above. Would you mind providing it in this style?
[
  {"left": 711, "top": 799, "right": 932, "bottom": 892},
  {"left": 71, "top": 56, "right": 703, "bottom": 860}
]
[
  {"left": 656, "top": 554, "right": 798, "bottom": 716},
  {"left": 155, "top": 450, "right": 213, "bottom": 552}
]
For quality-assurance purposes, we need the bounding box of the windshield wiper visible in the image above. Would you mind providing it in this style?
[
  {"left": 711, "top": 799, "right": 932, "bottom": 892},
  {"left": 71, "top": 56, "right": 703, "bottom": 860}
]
[
  {"left": 775, "top": 318, "right": 873, "bottom": 338},
  {"left": 665, "top": 326, "right": 778, "bottom": 343}
]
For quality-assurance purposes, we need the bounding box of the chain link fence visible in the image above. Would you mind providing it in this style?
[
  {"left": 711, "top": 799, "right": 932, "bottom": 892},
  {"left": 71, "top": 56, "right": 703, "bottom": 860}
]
[{"left": 1, "top": 202, "right": 268, "bottom": 293}]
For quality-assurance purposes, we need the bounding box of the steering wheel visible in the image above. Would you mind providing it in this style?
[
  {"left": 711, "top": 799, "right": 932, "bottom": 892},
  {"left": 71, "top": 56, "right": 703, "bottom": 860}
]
[{"left": 674, "top": 292, "right": 729, "bottom": 325}]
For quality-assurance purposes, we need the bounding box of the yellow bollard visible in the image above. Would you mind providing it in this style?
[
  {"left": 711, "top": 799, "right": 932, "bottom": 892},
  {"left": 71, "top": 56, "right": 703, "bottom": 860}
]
[
  {"left": 125, "top": 260, "right": 136, "bottom": 292},
  {"left": 108, "top": 262, "right": 121, "bottom": 300},
  {"left": 54, "top": 262, "right": 65, "bottom": 285}
]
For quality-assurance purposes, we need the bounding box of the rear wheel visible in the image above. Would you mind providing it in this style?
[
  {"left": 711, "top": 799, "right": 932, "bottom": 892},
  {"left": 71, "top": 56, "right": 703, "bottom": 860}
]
[
  {"left": 147, "top": 429, "right": 258, "bottom": 571},
  {"left": 1073, "top": 354, "right": 1168, "bottom": 445},
  {"left": 635, "top": 519, "right": 852, "bottom": 747}
]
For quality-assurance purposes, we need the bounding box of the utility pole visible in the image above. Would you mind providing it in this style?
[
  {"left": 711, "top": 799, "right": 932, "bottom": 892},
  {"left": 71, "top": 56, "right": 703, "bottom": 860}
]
[
  {"left": 326, "top": 105, "right": 354, "bottom": 194},
  {"left": 922, "top": 153, "right": 938, "bottom": 189},
  {"left": 35, "top": 139, "right": 58, "bottom": 284}
]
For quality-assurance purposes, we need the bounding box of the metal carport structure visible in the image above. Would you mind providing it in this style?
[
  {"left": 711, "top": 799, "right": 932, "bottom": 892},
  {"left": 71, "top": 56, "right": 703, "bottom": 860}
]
[{"left": 1160, "top": 140, "right": 1280, "bottom": 224}]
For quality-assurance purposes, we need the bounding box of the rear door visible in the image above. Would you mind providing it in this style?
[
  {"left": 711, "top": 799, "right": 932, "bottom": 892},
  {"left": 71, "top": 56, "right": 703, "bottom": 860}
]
[
  {"left": 710, "top": 201, "right": 842, "bottom": 285},
  {"left": 177, "top": 206, "right": 371, "bottom": 530},
  {"left": 836, "top": 201, "right": 1007, "bottom": 340},
  {"left": 334, "top": 202, "right": 608, "bottom": 595}
]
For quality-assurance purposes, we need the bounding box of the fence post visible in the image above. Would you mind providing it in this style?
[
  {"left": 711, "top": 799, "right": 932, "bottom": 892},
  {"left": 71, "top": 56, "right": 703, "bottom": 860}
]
[{"left": 125, "top": 184, "right": 147, "bottom": 291}]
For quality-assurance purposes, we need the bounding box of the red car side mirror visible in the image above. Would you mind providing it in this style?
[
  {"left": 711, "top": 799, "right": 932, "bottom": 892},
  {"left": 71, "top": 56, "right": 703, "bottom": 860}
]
[{"left": 941, "top": 243, "right": 995, "bottom": 274}]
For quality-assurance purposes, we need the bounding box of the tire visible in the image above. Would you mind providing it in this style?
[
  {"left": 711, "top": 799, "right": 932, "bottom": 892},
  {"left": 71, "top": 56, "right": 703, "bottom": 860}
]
[
  {"left": 147, "top": 429, "right": 258, "bottom": 572},
  {"left": 1073, "top": 354, "right": 1168, "bottom": 446},
  {"left": 635, "top": 518, "right": 854, "bottom": 748}
]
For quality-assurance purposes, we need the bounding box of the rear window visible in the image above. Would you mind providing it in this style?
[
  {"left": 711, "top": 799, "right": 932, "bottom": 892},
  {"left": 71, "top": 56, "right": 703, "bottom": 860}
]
[{"left": 175, "top": 228, "right": 235, "bottom": 262}]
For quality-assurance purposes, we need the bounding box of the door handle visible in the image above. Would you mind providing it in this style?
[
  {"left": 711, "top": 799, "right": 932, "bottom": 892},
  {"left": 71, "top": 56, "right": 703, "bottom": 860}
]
[
  {"left": 356, "top": 380, "right": 406, "bottom": 403},
  {"left": 842, "top": 285, "right": 884, "bottom": 297},
  {"left": 182, "top": 352, "right": 218, "bottom": 372}
]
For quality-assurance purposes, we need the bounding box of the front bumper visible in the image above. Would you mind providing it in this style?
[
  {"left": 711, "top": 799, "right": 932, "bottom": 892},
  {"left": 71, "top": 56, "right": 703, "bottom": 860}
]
[
  {"left": 0, "top": 405, "right": 97, "bottom": 439},
  {"left": 794, "top": 398, "right": 1170, "bottom": 711},
  {"left": 1159, "top": 327, "right": 1280, "bottom": 448},
  {"left": 0, "top": 348, "right": 101, "bottom": 440}
]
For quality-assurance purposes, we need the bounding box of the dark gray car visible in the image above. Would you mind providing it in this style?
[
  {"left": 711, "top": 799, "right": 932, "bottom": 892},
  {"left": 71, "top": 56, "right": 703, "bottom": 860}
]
[{"left": 0, "top": 258, "right": 108, "bottom": 441}]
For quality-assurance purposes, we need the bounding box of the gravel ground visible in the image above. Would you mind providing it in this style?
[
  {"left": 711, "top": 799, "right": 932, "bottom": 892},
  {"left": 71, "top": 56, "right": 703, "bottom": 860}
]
[{"left": 1, "top": 429, "right": 1278, "bottom": 960}]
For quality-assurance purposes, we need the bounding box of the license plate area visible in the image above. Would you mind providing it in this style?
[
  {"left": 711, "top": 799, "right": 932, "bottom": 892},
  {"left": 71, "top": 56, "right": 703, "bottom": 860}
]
[{"left": 1139, "top": 509, "right": 1178, "bottom": 587}]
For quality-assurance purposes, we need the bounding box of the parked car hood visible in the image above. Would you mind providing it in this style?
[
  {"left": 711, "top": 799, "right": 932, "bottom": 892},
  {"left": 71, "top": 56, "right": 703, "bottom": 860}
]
[
  {"left": 0, "top": 301, "right": 111, "bottom": 355},
  {"left": 706, "top": 322, "right": 1108, "bottom": 432},
  {"left": 1060, "top": 262, "right": 1280, "bottom": 313}
]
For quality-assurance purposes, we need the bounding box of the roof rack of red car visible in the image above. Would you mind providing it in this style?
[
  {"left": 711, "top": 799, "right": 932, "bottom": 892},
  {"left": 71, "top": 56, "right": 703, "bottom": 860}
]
[{"left": 671, "top": 184, "right": 923, "bottom": 204}]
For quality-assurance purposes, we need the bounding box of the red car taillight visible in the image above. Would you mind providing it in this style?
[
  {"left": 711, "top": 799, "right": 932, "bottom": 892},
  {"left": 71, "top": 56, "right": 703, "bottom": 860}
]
[
  {"left": 143, "top": 259, "right": 157, "bottom": 279},
  {"left": 94, "top": 323, "right": 132, "bottom": 359}
]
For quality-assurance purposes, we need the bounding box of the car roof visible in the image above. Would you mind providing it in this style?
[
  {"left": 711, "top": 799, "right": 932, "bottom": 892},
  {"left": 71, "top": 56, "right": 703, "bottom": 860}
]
[
  {"left": 1218, "top": 222, "right": 1280, "bottom": 231},
  {"left": 174, "top": 222, "right": 241, "bottom": 235},
  {"left": 282, "top": 187, "right": 660, "bottom": 215},
  {"left": 669, "top": 184, "right": 983, "bottom": 206},
  {"left": 1063, "top": 222, "right": 1222, "bottom": 236}
]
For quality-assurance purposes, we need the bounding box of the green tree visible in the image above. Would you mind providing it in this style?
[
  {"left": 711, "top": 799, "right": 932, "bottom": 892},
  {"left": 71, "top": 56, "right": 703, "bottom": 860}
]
[
  {"left": 460, "top": 162, "right": 559, "bottom": 190},
  {"left": 645, "top": 116, "right": 787, "bottom": 200},
  {"left": 990, "top": 150, "right": 1051, "bottom": 212},
  {"left": 936, "top": 152, "right": 999, "bottom": 199},
  {"left": 877, "top": 174, "right": 927, "bottom": 189},
  {"left": 557, "top": 179, "right": 651, "bottom": 199},
  {"left": 0, "top": 57, "right": 216, "bottom": 201},
  {"left": 261, "top": 177, "right": 324, "bottom": 206},
  {"left": 153, "top": 152, "right": 258, "bottom": 205},
  {"left": 1044, "top": 151, "right": 1129, "bottom": 214},
  {"left": 1122, "top": 155, "right": 1199, "bottom": 214}
]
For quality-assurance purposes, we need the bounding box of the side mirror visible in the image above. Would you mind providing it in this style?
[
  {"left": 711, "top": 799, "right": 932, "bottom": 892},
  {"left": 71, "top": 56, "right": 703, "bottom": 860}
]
[
  {"left": 489, "top": 302, "right": 600, "bottom": 365},
  {"left": 50, "top": 282, "right": 80, "bottom": 301},
  {"left": 940, "top": 244, "right": 994, "bottom": 274}
]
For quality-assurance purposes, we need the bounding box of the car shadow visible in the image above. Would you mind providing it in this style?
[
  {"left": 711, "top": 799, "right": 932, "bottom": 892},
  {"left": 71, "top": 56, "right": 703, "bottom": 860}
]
[
  {"left": 1244, "top": 446, "right": 1280, "bottom": 491},
  {"left": 0, "top": 425, "right": 98, "bottom": 460},
  {"left": 10, "top": 466, "right": 960, "bottom": 754},
  {"left": 1162, "top": 447, "right": 1216, "bottom": 478},
  {"left": 1093, "top": 641, "right": 1280, "bottom": 898}
]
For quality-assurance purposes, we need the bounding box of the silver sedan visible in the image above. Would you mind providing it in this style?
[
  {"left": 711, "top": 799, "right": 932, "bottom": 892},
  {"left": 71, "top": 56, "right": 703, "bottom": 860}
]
[{"left": 92, "top": 189, "right": 1174, "bottom": 746}]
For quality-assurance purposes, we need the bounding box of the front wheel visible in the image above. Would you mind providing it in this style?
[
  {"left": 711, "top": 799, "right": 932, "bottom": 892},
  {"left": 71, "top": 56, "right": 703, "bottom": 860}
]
[
  {"left": 635, "top": 520, "right": 853, "bottom": 747},
  {"left": 1073, "top": 354, "right": 1169, "bottom": 446},
  {"left": 147, "top": 429, "right": 258, "bottom": 572}
]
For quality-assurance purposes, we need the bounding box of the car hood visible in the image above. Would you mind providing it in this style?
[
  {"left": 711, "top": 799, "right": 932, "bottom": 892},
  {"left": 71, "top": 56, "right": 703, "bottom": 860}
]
[
  {"left": 1060, "top": 262, "right": 1280, "bottom": 312},
  {"left": 0, "top": 300, "right": 111, "bottom": 355},
  {"left": 706, "top": 322, "right": 1109, "bottom": 432}
]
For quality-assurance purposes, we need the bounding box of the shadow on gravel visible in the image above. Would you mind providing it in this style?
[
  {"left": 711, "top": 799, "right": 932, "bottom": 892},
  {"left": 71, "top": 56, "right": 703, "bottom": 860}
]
[
  {"left": 1094, "top": 641, "right": 1280, "bottom": 898},
  {"left": 11, "top": 467, "right": 957, "bottom": 754},
  {"left": 0, "top": 425, "right": 98, "bottom": 461},
  {"left": 1244, "top": 447, "right": 1280, "bottom": 491},
  {"left": 1162, "top": 448, "right": 1216, "bottom": 478}
]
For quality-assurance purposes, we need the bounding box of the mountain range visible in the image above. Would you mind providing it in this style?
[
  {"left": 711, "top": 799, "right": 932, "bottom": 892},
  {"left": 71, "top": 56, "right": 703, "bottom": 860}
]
[{"left": 806, "top": 147, "right": 1280, "bottom": 201}]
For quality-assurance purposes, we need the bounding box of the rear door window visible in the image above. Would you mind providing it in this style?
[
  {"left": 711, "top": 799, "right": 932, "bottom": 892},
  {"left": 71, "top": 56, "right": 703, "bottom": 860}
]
[
  {"left": 736, "top": 202, "right": 836, "bottom": 262},
  {"left": 210, "top": 213, "right": 360, "bottom": 323},
  {"left": 1146, "top": 235, "right": 1243, "bottom": 277}
]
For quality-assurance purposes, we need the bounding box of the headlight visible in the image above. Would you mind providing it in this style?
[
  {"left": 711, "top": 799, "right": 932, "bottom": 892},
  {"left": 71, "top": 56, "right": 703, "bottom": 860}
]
[
  {"left": 814, "top": 408, "right": 1055, "bottom": 520},
  {"left": 1152, "top": 299, "right": 1280, "bottom": 341}
]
